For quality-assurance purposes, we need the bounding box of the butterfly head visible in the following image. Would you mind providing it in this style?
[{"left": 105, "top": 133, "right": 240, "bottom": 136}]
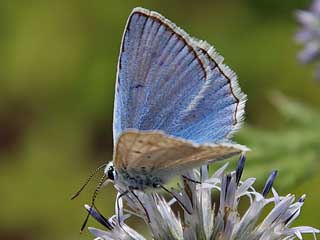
[{"left": 105, "top": 162, "right": 115, "bottom": 181}]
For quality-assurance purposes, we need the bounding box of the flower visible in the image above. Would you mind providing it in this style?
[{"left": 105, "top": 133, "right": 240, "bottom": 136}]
[
  {"left": 296, "top": 0, "right": 320, "bottom": 80},
  {"left": 86, "top": 155, "right": 319, "bottom": 240}
]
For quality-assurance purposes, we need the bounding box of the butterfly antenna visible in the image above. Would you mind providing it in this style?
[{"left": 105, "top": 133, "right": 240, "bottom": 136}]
[
  {"left": 71, "top": 163, "right": 107, "bottom": 200},
  {"left": 80, "top": 174, "right": 107, "bottom": 233}
]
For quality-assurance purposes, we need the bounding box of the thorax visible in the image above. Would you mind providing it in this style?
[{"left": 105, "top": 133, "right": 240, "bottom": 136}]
[{"left": 115, "top": 169, "right": 164, "bottom": 190}]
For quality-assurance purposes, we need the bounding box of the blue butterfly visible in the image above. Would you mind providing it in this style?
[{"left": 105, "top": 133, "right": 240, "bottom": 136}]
[
  {"left": 73, "top": 7, "right": 249, "bottom": 231},
  {"left": 105, "top": 7, "right": 248, "bottom": 191}
]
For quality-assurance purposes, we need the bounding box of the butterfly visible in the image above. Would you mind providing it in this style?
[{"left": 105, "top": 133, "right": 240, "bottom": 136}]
[
  {"left": 104, "top": 7, "right": 248, "bottom": 191},
  {"left": 73, "top": 7, "right": 249, "bottom": 231}
]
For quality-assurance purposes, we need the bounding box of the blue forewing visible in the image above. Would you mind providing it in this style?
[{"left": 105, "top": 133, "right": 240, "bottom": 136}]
[
  {"left": 113, "top": 8, "right": 246, "bottom": 145},
  {"left": 112, "top": 8, "right": 247, "bottom": 183}
]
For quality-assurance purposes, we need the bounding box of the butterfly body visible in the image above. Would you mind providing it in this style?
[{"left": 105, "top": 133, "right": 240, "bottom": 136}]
[
  {"left": 108, "top": 7, "right": 248, "bottom": 190},
  {"left": 112, "top": 167, "right": 165, "bottom": 190}
]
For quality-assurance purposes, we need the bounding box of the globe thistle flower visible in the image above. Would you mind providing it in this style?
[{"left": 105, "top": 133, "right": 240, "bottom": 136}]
[
  {"left": 296, "top": 0, "right": 320, "bottom": 79},
  {"left": 86, "top": 155, "right": 319, "bottom": 240}
]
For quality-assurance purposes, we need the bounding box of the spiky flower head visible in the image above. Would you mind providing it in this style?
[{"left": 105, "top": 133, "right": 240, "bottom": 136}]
[
  {"left": 86, "top": 155, "right": 319, "bottom": 240},
  {"left": 296, "top": 0, "right": 320, "bottom": 80}
]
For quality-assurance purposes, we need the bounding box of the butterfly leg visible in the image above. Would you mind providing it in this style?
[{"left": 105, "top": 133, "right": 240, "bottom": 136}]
[
  {"left": 182, "top": 165, "right": 209, "bottom": 184},
  {"left": 182, "top": 175, "right": 201, "bottom": 184},
  {"left": 128, "top": 188, "right": 151, "bottom": 223},
  {"left": 116, "top": 190, "right": 129, "bottom": 225},
  {"left": 159, "top": 185, "right": 192, "bottom": 214}
]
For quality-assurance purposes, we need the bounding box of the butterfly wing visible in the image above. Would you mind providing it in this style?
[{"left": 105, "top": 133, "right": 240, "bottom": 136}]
[
  {"left": 114, "top": 131, "right": 248, "bottom": 173},
  {"left": 113, "top": 7, "right": 246, "bottom": 144}
]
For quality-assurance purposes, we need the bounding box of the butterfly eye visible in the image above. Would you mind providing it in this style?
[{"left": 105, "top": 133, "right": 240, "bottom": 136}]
[{"left": 107, "top": 166, "right": 115, "bottom": 180}]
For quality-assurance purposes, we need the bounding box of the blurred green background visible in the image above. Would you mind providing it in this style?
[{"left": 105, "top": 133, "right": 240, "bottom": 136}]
[{"left": 0, "top": 0, "right": 319, "bottom": 239}]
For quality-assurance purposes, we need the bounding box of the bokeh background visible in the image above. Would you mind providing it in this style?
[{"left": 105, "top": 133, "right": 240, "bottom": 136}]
[{"left": 0, "top": 0, "right": 319, "bottom": 239}]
